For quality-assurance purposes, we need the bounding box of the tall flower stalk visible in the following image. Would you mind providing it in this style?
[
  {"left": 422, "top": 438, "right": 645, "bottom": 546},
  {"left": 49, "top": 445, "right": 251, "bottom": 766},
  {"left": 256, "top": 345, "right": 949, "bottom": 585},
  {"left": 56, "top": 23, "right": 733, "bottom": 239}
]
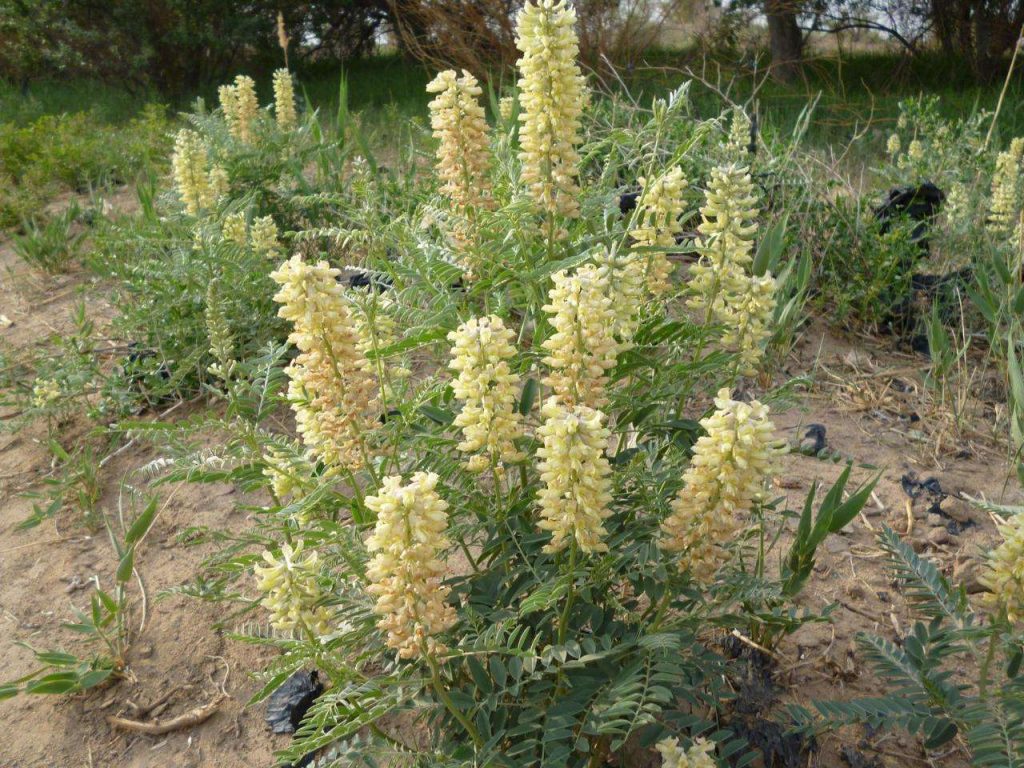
[
  {"left": 515, "top": 0, "right": 587, "bottom": 244},
  {"left": 448, "top": 315, "right": 525, "bottom": 473},
  {"left": 630, "top": 166, "right": 687, "bottom": 296},
  {"left": 426, "top": 69, "right": 493, "bottom": 266},
  {"left": 273, "top": 69, "right": 297, "bottom": 131},
  {"left": 270, "top": 255, "right": 379, "bottom": 473},
  {"left": 660, "top": 389, "right": 783, "bottom": 582},
  {"left": 535, "top": 397, "right": 613, "bottom": 554},
  {"left": 171, "top": 129, "right": 214, "bottom": 216},
  {"left": 364, "top": 472, "right": 457, "bottom": 659},
  {"left": 541, "top": 264, "right": 619, "bottom": 407},
  {"left": 688, "top": 164, "right": 776, "bottom": 375}
]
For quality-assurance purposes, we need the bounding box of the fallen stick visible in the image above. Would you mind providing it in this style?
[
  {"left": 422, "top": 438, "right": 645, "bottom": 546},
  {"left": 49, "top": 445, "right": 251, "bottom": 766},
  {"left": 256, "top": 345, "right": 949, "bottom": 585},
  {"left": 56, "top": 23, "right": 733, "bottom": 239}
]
[{"left": 107, "top": 693, "right": 226, "bottom": 735}]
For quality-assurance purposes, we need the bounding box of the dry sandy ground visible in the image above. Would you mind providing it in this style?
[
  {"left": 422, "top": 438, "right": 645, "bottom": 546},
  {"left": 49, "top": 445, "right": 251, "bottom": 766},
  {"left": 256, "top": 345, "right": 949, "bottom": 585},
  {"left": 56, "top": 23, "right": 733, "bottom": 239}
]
[{"left": 0, "top": 190, "right": 1018, "bottom": 767}]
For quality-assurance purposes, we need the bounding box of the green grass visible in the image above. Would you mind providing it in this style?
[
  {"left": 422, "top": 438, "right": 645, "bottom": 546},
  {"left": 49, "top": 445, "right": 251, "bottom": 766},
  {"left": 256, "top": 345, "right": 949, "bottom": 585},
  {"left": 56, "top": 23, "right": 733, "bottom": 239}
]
[
  {"left": 2, "top": 48, "right": 1020, "bottom": 236},
  {"left": 622, "top": 48, "right": 1024, "bottom": 149}
]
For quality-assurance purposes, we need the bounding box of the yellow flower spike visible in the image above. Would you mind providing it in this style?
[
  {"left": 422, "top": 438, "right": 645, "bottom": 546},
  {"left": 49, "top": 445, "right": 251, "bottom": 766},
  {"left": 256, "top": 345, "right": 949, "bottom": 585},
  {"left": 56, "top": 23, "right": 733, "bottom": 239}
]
[
  {"left": 990, "top": 144, "right": 1022, "bottom": 236},
  {"left": 981, "top": 512, "right": 1024, "bottom": 624},
  {"left": 656, "top": 737, "right": 717, "bottom": 768},
  {"left": 726, "top": 107, "right": 752, "bottom": 156},
  {"left": 426, "top": 69, "right": 492, "bottom": 216},
  {"left": 251, "top": 215, "right": 281, "bottom": 257},
  {"left": 718, "top": 272, "right": 777, "bottom": 375},
  {"left": 254, "top": 541, "right": 331, "bottom": 636},
  {"left": 222, "top": 212, "right": 248, "bottom": 247},
  {"left": 270, "top": 255, "right": 379, "bottom": 472},
  {"left": 233, "top": 75, "right": 259, "bottom": 144},
  {"left": 516, "top": 0, "right": 587, "bottom": 224},
  {"left": 31, "top": 379, "right": 60, "bottom": 408},
  {"left": 365, "top": 472, "right": 457, "bottom": 659},
  {"left": 218, "top": 84, "right": 241, "bottom": 138},
  {"left": 541, "top": 264, "right": 620, "bottom": 407},
  {"left": 660, "top": 389, "right": 785, "bottom": 582},
  {"left": 535, "top": 396, "right": 613, "bottom": 554},
  {"left": 630, "top": 166, "right": 687, "bottom": 296},
  {"left": 593, "top": 247, "right": 646, "bottom": 344},
  {"left": 171, "top": 129, "right": 214, "bottom": 216},
  {"left": 273, "top": 69, "right": 297, "bottom": 131},
  {"left": 448, "top": 315, "right": 525, "bottom": 472}
]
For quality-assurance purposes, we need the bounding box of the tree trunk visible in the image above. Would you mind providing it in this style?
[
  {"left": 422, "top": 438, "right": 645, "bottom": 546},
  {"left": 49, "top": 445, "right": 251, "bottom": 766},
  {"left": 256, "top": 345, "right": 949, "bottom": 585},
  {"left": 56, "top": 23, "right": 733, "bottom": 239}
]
[{"left": 766, "top": 0, "right": 803, "bottom": 83}]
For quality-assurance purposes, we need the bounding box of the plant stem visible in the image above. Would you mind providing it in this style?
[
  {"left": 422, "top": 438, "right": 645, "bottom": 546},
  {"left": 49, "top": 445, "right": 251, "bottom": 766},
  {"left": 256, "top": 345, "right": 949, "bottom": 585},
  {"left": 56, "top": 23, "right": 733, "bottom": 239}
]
[{"left": 425, "top": 651, "right": 482, "bottom": 749}]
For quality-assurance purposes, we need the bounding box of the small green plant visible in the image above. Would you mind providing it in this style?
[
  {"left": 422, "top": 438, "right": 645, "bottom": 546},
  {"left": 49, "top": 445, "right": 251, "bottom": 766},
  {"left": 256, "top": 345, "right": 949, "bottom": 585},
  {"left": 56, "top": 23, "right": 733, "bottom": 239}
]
[
  {"left": 13, "top": 201, "right": 85, "bottom": 272},
  {"left": 1, "top": 496, "right": 157, "bottom": 698}
]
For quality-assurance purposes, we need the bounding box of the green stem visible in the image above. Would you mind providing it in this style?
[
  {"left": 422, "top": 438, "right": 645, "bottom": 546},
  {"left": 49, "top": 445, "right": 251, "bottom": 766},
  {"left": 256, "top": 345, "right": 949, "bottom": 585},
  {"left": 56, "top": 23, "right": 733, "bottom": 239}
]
[{"left": 426, "top": 651, "right": 483, "bottom": 749}]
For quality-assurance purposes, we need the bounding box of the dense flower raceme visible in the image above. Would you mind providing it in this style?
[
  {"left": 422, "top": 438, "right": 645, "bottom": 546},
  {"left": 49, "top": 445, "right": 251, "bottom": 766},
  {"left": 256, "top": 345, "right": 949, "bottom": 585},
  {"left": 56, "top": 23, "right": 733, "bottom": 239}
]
[
  {"left": 263, "top": 444, "right": 317, "bottom": 524},
  {"left": 542, "top": 264, "right": 620, "bottom": 406},
  {"left": 31, "top": 378, "right": 60, "bottom": 408},
  {"left": 980, "top": 512, "right": 1024, "bottom": 624},
  {"left": 448, "top": 315, "right": 525, "bottom": 472},
  {"left": 660, "top": 389, "right": 784, "bottom": 582},
  {"left": 270, "top": 255, "right": 379, "bottom": 472},
  {"left": 516, "top": 0, "right": 588, "bottom": 223},
  {"left": 273, "top": 69, "right": 297, "bottom": 131},
  {"left": 364, "top": 472, "right": 457, "bottom": 659},
  {"left": 220, "top": 74, "right": 259, "bottom": 143},
  {"left": 989, "top": 142, "right": 1022, "bottom": 236},
  {"left": 630, "top": 166, "right": 687, "bottom": 295},
  {"left": 535, "top": 396, "right": 614, "bottom": 554},
  {"left": 426, "top": 69, "right": 493, "bottom": 218},
  {"left": 222, "top": 211, "right": 247, "bottom": 246},
  {"left": 254, "top": 541, "right": 331, "bottom": 636},
  {"left": 593, "top": 247, "right": 646, "bottom": 344},
  {"left": 171, "top": 129, "right": 214, "bottom": 216},
  {"left": 657, "top": 737, "right": 717, "bottom": 768},
  {"left": 251, "top": 215, "right": 282, "bottom": 257},
  {"left": 688, "top": 164, "right": 776, "bottom": 374},
  {"left": 726, "top": 107, "right": 752, "bottom": 156}
]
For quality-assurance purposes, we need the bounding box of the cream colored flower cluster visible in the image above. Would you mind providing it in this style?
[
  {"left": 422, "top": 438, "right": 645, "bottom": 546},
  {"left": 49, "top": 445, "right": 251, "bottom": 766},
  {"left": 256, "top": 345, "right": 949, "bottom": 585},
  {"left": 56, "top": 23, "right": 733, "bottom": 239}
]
[
  {"left": 273, "top": 69, "right": 297, "bottom": 131},
  {"left": 251, "top": 215, "right": 281, "bottom": 257},
  {"left": 656, "top": 737, "right": 717, "bottom": 768},
  {"left": 980, "top": 512, "right": 1024, "bottom": 624},
  {"left": 209, "top": 165, "right": 230, "bottom": 200},
  {"left": 426, "top": 69, "right": 492, "bottom": 216},
  {"left": 726, "top": 107, "right": 752, "bottom": 156},
  {"left": 719, "top": 272, "right": 778, "bottom": 375},
  {"left": 516, "top": 0, "right": 587, "bottom": 222},
  {"left": 263, "top": 443, "right": 315, "bottom": 516},
  {"left": 535, "top": 397, "right": 613, "bottom": 554},
  {"left": 222, "top": 212, "right": 247, "bottom": 246},
  {"left": 270, "top": 255, "right": 378, "bottom": 471},
  {"left": 593, "top": 247, "right": 647, "bottom": 344},
  {"left": 448, "top": 315, "right": 525, "bottom": 472},
  {"left": 365, "top": 472, "right": 457, "bottom": 659},
  {"left": 254, "top": 541, "right": 331, "bottom": 636},
  {"left": 542, "top": 264, "right": 619, "bottom": 406},
  {"left": 989, "top": 141, "right": 1022, "bottom": 237},
  {"left": 630, "top": 166, "right": 687, "bottom": 295},
  {"left": 688, "top": 164, "right": 775, "bottom": 375},
  {"left": 219, "top": 75, "right": 258, "bottom": 143},
  {"left": 171, "top": 129, "right": 214, "bottom": 216},
  {"left": 31, "top": 378, "right": 60, "bottom": 408},
  {"left": 660, "top": 389, "right": 783, "bottom": 582}
]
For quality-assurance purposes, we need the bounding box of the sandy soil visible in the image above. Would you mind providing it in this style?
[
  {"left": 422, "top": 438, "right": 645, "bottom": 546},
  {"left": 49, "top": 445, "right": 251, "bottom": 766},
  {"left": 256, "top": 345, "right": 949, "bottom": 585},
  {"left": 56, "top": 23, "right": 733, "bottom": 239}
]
[{"left": 0, "top": 191, "right": 1017, "bottom": 768}]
